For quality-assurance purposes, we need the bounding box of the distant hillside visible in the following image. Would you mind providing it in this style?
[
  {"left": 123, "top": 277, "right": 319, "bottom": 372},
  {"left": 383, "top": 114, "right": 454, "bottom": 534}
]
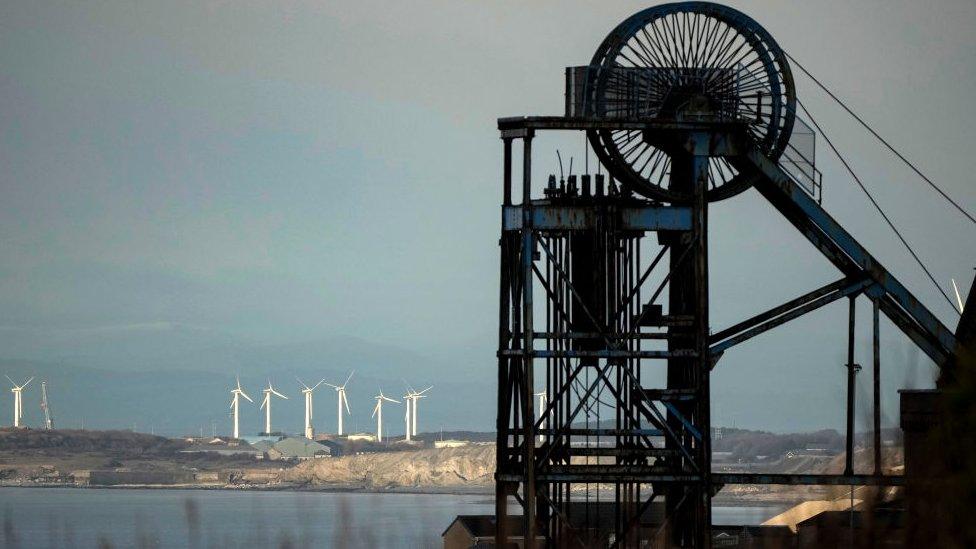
[
  {"left": 713, "top": 428, "right": 844, "bottom": 460},
  {"left": 0, "top": 428, "right": 185, "bottom": 457}
]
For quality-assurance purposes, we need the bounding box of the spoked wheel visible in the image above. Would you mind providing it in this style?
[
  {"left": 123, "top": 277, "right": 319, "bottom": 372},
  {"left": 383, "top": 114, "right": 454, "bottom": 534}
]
[{"left": 586, "top": 1, "right": 795, "bottom": 202}]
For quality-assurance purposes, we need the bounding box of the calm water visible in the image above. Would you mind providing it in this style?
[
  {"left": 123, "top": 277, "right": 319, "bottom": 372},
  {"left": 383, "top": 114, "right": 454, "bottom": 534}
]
[{"left": 0, "top": 487, "right": 783, "bottom": 548}]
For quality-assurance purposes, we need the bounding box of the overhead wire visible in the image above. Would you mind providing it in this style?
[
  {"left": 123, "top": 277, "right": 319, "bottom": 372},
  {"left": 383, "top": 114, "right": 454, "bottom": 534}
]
[{"left": 785, "top": 51, "right": 976, "bottom": 226}]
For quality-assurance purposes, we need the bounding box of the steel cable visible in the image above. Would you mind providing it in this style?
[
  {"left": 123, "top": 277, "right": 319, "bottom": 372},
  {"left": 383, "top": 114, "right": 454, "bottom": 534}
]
[
  {"left": 795, "top": 97, "right": 959, "bottom": 313},
  {"left": 785, "top": 51, "right": 976, "bottom": 226}
]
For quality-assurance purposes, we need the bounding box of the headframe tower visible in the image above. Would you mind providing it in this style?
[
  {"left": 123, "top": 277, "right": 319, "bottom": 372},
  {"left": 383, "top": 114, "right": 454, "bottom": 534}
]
[{"left": 494, "top": 2, "right": 956, "bottom": 547}]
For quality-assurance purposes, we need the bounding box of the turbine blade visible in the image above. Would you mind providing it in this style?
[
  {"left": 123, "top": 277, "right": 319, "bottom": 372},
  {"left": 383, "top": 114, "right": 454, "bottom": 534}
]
[
  {"left": 417, "top": 386, "right": 432, "bottom": 395},
  {"left": 296, "top": 377, "right": 310, "bottom": 390},
  {"left": 371, "top": 401, "right": 380, "bottom": 417},
  {"left": 22, "top": 377, "right": 33, "bottom": 389},
  {"left": 272, "top": 389, "right": 288, "bottom": 399},
  {"left": 4, "top": 375, "right": 14, "bottom": 386},
  {"left": 310, "top": 379, "right": 325, "bottom": 391},
  {"left": 342, "top": 392, "right": 351, "bottom": 414},
  {"left": 343, "top": 370, "right": 355, "bottom": 387},
  {"left": 241, "top": 391, "right": 253, "bottom": 403},
  {"left": 383, "top": 396, "right": 400, "bottom": 404},
  {"left": 952, "top": 278, "right": 965, "bottom": 313}
]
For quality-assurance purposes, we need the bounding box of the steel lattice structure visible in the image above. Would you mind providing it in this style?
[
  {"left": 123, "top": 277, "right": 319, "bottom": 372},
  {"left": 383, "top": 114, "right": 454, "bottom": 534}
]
[{"left": 494, "top": 2, "right": 957, "bottom": 548}]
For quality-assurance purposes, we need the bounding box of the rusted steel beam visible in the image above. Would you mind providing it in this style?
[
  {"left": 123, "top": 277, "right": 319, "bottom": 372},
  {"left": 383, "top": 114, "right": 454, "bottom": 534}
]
[
  {"left": 498, "top": 115, "right": 749, "bottom": 133},
  {"left": 562, "top": 447, "right": 677, "bottom": 458},
  {"left": 873, "top": 299, "right": 882, "bottom": 476},
  {"left": 537, "top": 428, "right": 664, "bottom": 436},
  {"left": 503, "top": 204, "right": 692, "bottom": 231},
  {"left": 844, "top": 296, "right": 859, "bottom": 477},
  {"left": 498, "top": 349, "right": 696, "bottom": 359},
  {"left": 710, "top": 278, "right": 872, "bottom": 355},
  {"left": 497, "top": 472, "right": 701, "bottom": 483},
  {"left": 499, "top": 472, "right": 905, "bottom": 486},
  {"left": 533, "top": 331, "right": 670, "bottom": 340},
  {"left": 518, "top": 132, "right": 537, "bottom": 547},
  {"left": 709, "top": 276, "right": 860, "bottom": 344}
]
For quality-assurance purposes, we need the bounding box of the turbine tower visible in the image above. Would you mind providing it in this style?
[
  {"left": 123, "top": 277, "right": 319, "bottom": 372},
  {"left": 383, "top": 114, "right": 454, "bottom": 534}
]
[
  {"left": 534, "top": 390, "right": 547, "bottom": 443},
  {"left": 324, "top": 371, "right": 354, "bottom": 436},
  {"left": 5, "top": 376, "right": 33, "bottom": 428},
  {"left": 403, "top": 383, "right": 432, "bottom": 440},
  {"left": 402, "top": 390, "right": 412, "bottom": 442},
  {"left": 298, "top": 378, "right": 326, "bottom": 439},
  {"left": 259, "top": 380, "right": 288, "bottom": 435},
  {"left": 370, "top": 390, "right": 399, "bottom": 442},
  {"left": 40, "top": 380, "right": 54, "bottom": 430},
  {"left": 229, "top": 377, "right": 253, "bottom": 439}
]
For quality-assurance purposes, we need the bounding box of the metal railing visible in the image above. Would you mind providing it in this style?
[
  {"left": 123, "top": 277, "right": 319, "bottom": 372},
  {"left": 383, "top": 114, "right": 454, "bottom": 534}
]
[
  {"left": 565, "top": 64, "right": 823, "bottom": 203},
  {"left": 566, "top": 65, "right": 740, "bottom": 121}
]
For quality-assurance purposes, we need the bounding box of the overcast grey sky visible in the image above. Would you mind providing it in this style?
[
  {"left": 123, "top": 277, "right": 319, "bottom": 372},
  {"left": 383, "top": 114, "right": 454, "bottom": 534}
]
[{"left": 1, "top": 1, "right": 973, "bottom": 431}]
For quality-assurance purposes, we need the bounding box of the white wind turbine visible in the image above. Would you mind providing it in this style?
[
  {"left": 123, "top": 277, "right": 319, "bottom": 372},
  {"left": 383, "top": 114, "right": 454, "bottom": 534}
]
[
  {"left": 402, "top": 383, "right": 432, "bottom": 441},
  {"left": 260, "top": 380, "right": 288, "bottom": 435},
  {"left": 371, "top": 390, "right": 400, "bottom": 442},
  {"left": 6, "top": 376, "right": 33, "bottom": 428},
  {"left": 323, "top": 371, "right": 354, "bottom": 436},
  {"left": 229, "top": 376, "right": 253, "bottom": 439},
  {"left": 535, "top": 390, "right": 548, "bottom": 443},
  {"left": 298, "top": 378, "right": 326, "bottom": 439}
]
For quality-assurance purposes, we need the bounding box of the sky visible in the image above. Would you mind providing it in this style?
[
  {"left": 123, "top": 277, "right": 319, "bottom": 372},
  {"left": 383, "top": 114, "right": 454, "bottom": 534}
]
[{"left": 0, "top": 1, "right": 974, "bottom": 433}]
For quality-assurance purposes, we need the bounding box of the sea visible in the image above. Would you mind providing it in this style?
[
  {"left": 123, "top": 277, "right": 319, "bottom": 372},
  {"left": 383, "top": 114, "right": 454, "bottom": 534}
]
[{"left": 0, "top": 487, "right": 785, "bottom": 548}]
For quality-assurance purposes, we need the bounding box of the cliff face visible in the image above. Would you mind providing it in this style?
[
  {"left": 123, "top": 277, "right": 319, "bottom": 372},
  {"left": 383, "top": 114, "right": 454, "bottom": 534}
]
[{"left": 281, "top": 444, "right": 496, "bottom": 489}]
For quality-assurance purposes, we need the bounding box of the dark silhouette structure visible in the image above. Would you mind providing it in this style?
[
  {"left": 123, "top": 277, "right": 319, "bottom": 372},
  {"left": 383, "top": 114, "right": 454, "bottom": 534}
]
[{"left": 494, "top": 2, "right": 957, "bottom": 547}]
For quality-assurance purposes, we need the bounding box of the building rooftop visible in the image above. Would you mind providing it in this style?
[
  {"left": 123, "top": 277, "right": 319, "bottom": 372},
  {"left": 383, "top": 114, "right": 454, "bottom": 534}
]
[
  {"left": 271, "top": 437, "right": 330, "bottom": 459},
  {"left": 441, "top": 515, "right": 527, "bottom": 538}
]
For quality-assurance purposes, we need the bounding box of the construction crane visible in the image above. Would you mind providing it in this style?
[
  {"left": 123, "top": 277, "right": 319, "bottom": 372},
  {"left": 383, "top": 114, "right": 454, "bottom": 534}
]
[{"left": 40, "top": 380, "right": 53, "bottom": 430}]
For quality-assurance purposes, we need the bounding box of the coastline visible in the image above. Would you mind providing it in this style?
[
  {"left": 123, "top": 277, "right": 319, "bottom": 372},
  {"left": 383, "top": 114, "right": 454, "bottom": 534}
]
[
  {"left": 0, "top": 480, "right": 495, "bottom": 497},
  {"left": 0, "top": 481, "right": 810, "bottom": 507}
]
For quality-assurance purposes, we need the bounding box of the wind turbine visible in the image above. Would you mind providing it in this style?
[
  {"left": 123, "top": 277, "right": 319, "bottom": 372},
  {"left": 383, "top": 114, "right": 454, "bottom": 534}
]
[
  {"left": 403, "top": 395, "right": 412, "bottom": 441},
  {"left": 259, "top": 380, "right": 288, "bottom": 435},
  {"left": 535, "top": 390, "right": 548, "bottom": 443},
  {"left": 371, "top": 390, "right": 400, "bottom": 442},
  {"left": 229, "top": 377, "right": 253, "bottom": 439},
  {"left": 40, "top": 381, "right": 53, "bottom": 430},
  {"left": 6, "top": 376, "right": 33, "bottom": 428},
  {"left": 402, "top": 383, "right": 432, "bottom": 440},
  {"left": 298, "top": 378, "right": 326, "bottom": 439},
  {"left": 324, "top": 371, "right": 354, "bottom": 436}
]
